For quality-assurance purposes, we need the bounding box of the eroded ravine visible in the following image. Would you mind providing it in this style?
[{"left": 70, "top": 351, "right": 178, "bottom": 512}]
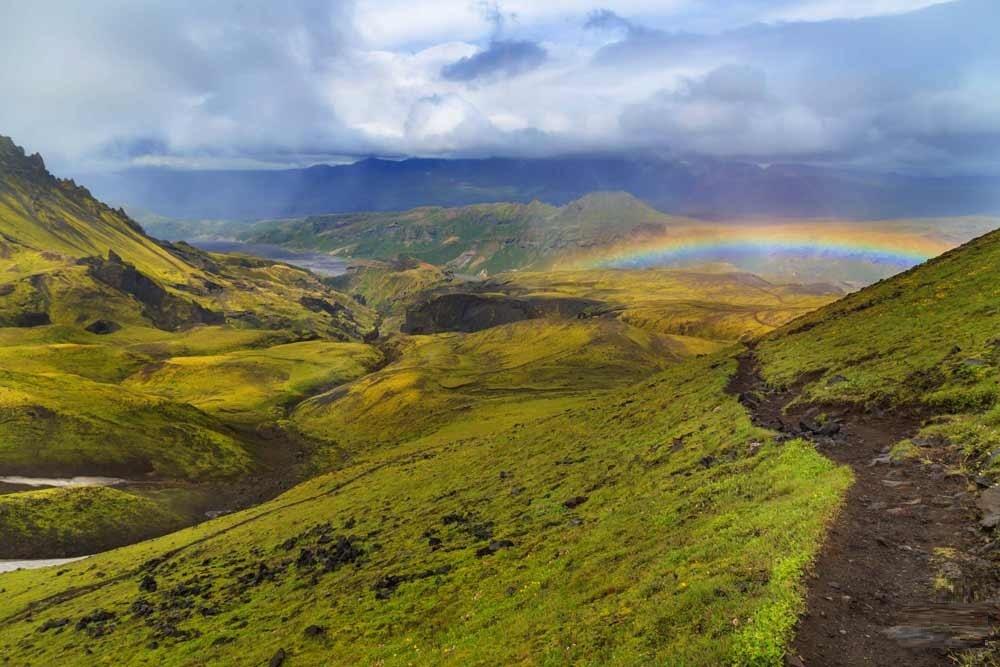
[{"left": 729, "top": 348, "right": 992, "bottom": 666}]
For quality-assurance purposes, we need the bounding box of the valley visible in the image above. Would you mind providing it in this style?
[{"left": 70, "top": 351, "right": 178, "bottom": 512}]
[
  {"left": 1, "top": 133, "right": 1000, "bottom": 666},
  {"left": 4, "top": 1, "right": 1000, "bottom": 664},
  {"left": 139, "top": 193, "right": 999, "bottom": 291}
]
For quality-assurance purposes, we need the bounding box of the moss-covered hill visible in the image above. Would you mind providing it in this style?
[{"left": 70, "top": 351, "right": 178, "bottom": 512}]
[
  {"left": 245, "top": 192, "right": 690, "bottom": 274},
  {"left": 0, "top": 136, "right": 380, "bottom": 482},
  {"left": 0, "top": 136, "right": 374, "bottom": 338},
  {"left": 0, "top": 352, "right": 850, "bottom": 666},
  {"left": 4, "top": 131, "right": 999, "bottom": 664}
]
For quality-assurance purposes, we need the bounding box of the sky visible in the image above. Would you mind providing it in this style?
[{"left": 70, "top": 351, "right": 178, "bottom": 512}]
[{"left": 0, "top": 0, "right": 997, "bottom": 175}]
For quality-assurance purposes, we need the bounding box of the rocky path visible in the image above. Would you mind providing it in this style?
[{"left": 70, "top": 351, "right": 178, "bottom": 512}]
[{"left": 729, "top": 350, "right": 997, "bottom": 666}]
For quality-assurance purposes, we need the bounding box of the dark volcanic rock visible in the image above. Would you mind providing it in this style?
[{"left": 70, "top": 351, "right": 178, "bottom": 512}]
[
  {"left": 76, "top": 609, "right": 116, "bottom": 637},
  {"left": 82, "top": 251, "right": 223, "bottom": 331},
  {"left": 139, "top": 574, "right": 157, "bottom": 593},
  {"left": 38, "top": 618, "right": 70, "bottom": 633},
  {"left": 563, "top": 496, "right": 589, "bottom": 509},
  {"left": 85, "top": 319, "right": 121, "bottom": 335},
  {"left": 10, "top": 311, "right": 51, "bottom": 327},
  {"left": 269, "top": 648, "right": 287, "bottom": 667},
  {"left": 476, "top": 540, "right": 515, "bottom": 557},
  {"left": 300, "top": 296, "right": 347, "bottom": 317},
  {"left": 303, "top": 624, "right": 326, "bottom": 637}
]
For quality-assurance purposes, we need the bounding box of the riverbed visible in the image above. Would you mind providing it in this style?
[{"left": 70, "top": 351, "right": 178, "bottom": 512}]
[
  {"left": 0, "top": 476, "right": 127, "bottom": 489},
  {"left": 0, "top": 556, "right": 88, "bottom": 574},
  {"left": 192, "top": 241, "right": 348, "bottom": 276}
]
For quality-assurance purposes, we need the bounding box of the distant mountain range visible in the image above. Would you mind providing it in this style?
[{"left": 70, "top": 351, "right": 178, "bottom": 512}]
[{"left": 85, "top": 155, "right": 1000, "bottom": 221}]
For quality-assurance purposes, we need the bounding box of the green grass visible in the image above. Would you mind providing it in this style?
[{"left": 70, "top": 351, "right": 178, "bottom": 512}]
[
  {"left": 246, "top": 193, "right": 695, "bottom": 275},
  {"left": 0, "top": 487, "right": 184, "bottom": 559},
  {"left": 755, "top": 229, "right": 1000, "bottom": 477},
  {"left": 0, "top": 366, "right": 249, "bottom": 479},
  {"left": 0, "top": 140, "right": 380, "bottom": 482},
  {"left": 292, "top": 317, "right": 702, "bottom": 459},
  {"left": 0, "top": 355, "right": 849, "bottom": 665},
  {"left": 122, "top": 340, "right": 382, "bottom": 423},
  {"left": 756, "top": 230, "right": 1000, "bottom": 408},
  {"left": 500, "top": 269, "right": 840, "bottom": 341}
]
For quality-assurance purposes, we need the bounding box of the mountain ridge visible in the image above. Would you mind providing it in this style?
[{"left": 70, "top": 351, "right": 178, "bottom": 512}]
[{"left": 84, "top": 154, "right": 1000, "bottom": 222}]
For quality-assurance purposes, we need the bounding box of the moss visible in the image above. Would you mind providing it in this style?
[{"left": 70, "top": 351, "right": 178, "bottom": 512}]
[
  {"left": 0, "top": 486, "right": 184, "bottom": 558},
  {"left": 0, "top": 355, "right": 849, "bottom": 665}
]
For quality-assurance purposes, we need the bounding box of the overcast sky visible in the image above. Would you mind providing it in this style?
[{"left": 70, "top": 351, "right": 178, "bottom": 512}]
[{"left": 1, "top": 0, "right": 997, "bottom": 174}]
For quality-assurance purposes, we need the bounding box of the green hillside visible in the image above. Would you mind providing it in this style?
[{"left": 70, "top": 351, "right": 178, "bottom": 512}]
[
  {"left": 0, "top": 352, "right": 850, "bottom": 666},
  {"left": 2, "top": 135, "right": 999, "bottom": 665},
  {"left": 246, "top": 192, "right": 688, "bottom": 274},
  {"left": 0, "top": 137, "right": 387, "bottom": 556}
]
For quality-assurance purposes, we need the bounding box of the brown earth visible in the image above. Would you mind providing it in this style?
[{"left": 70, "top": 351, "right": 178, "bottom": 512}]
[{"left": 729, "top": 348, "right": 1000, "bottom": 666}]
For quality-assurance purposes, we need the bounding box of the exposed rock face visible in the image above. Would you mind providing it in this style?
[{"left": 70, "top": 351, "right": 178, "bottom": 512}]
[
  {"left": 7, "top": 311, "right": 50, "bottom": 327},
  {"left": 82, "top": 251, "right": 224, "bottom": 331},
  {"left": 300, "top": 296, "right": 346, "bottom": 317},
  {"left": 402, "top": 292, "right": 605, "bottom": 334},
  {"left": 85, "top": 319, "right": 121, "bottom": 335}
]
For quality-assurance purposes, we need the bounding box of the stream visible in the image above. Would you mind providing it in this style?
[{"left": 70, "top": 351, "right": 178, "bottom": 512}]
[
  {"left": 191, "top": 241, "right": 348, "bottom": 276},
  {"left": 0, "top": 476, "right": 127, "bottom": 488},
  {"left": 0, "top": 556, "right": 88, "bottom": 574}
]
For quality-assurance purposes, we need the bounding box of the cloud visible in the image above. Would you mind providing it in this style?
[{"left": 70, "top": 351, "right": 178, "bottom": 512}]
[
  {"left": 584, "top": 9, "right": 636, "bottom": 34},
  {"left": 0, "top": 0, "right": 996, "bottom": 175},
  {"left": 441, "top": 39, "right": 549, "bottom": 82},
  {"left": 621, "top": 65, "right": 845, "bottom": 157},
  {"left": 602, "top": 0, "right": 1000, "bottom": 169},
  {"left": 0, "top": 0, "right": 367, "bottom": 170}
]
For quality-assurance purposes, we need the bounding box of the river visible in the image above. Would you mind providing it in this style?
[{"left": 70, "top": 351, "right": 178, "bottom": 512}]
[
  {"left": 192, "top": 241, "right": 348, "bottom": 277},
  {"left": 0, "top": 556, "right": 88, "bottom": 574},
  {"left": 0, "top": 476, "right": 127, "bottom": 488}
]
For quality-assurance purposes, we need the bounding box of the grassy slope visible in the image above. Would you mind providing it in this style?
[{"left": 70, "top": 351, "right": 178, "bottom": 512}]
[
  {"left": 0, "top": 145, "right": 192, "bottom": 286},
  {"left": 0, "top": 487, "right": 184, "bottom": 558},
  {"left": 0, "top": 138, "right": 378, "bottom": 480},
  {"left": 0, "top": 355, "right": 849, "bottom": 666},
  {"left": 329, "top": 259, "right": 452, "bottom": 331},
  {"left": 755, "top": 228, "right": 1000, "bottom": 478},
  {"left": 122, "top": 340, "right": 383, "bottom": 423},
  {"left": 0, "top": 364, "right": 249, "bottom": 479},
  {"left": 0, "top": 325, "right": 387, "bottom": 479},
  {"left": 293, "top": 318, "right": 708, "bottom": 461},
  {"left": 247, "top": 193, "right": 691, "bottom": 274},
  {"left": 501, "top": 269, "right": 840, "bottom": 341}
]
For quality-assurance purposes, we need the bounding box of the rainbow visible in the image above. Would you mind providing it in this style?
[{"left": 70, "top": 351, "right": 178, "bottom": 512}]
[{"left": 577, "top": 225, "right": 951, "bottom": 271}]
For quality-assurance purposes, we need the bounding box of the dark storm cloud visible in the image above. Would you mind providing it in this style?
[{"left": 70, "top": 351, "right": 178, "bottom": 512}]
[{"left": 441, "top": 39, "right": 548, "bottom": 82}]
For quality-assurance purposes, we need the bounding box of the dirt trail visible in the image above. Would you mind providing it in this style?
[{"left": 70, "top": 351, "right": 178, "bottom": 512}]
[{"left": 729, "top": 349, "right": 995, "bottom": 666}]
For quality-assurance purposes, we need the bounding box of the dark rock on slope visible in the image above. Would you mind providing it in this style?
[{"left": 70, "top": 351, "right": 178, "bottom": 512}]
[{"left": 83, "top": 250, "right": 224, "bottom": 330}]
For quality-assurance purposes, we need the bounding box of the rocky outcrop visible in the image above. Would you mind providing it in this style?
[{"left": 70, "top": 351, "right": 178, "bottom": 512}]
[{"left": 82, "top": 251, "right": 223, "bottom": 331}]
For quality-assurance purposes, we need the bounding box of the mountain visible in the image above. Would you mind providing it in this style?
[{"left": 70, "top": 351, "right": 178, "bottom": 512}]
[
  {"left": 244, "top": 192, "right": 998, "bottom": 285},
  {"left": 86, "top": 154, "right": 1000, "bottom": 222},
  {"left": 246, "top": 192, "right": 686, "bottom": 274},
  {"left": 0, "top": 136, "right": 374, "bottom": 338},
  {"left": 0, "top": 136, "right": 380, "bottom": 552},
  {"left": 4, "top": 133, "right": 1000, "bottom": 664},
  {"left": 9, "top": 185, "right": 1000, "bottom": 663}
]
